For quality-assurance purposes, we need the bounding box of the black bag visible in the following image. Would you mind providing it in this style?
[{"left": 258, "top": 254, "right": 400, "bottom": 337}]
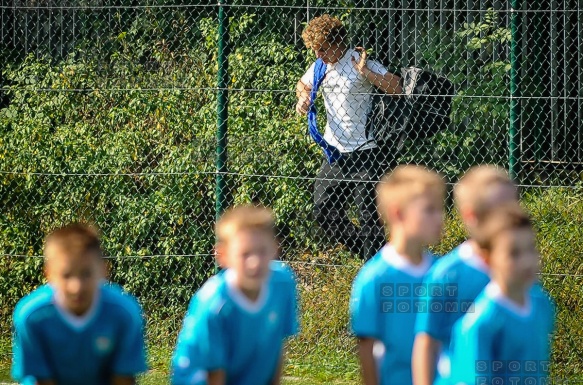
[{"left": 366, "top": 67, "right": 455, "bottom": 152}]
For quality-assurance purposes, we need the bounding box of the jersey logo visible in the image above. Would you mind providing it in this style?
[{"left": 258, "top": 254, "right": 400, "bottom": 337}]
[
  {"left": 95, "top": 336, "right": 113, "bottom": 354},
  {"left": 269, "top": 311, "right": 278, "bottom": 324},
  {"left": 177, "top": 356, "right": 190, "bottom": 369}
]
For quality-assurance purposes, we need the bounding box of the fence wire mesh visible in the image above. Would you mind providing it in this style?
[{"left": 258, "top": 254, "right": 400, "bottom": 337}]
[{"left": 1, "top": 0, "right": 583, "bottom": 382}]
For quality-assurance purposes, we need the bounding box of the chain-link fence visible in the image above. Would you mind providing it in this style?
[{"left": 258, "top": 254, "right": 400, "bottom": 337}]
[{"left": 1, "top": 0, "right": 583, "bottom": 383}]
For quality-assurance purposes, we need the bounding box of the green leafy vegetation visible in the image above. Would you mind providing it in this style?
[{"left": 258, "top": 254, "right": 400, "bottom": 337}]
[{"left": 1, "top": 9, "right": 582, "bottom": 384}]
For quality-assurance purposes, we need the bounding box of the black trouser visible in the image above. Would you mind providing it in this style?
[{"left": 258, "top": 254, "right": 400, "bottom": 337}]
[{"left": 313, "top": 147, "right": 389, "bottom": 260}]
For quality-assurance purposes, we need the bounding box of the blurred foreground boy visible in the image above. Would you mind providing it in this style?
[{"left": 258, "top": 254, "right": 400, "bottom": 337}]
[
  {"left": 350, "top": 165, "right": 445, "bottom": 385},
  {"left": 449, "top": 203, "right": 555, "bottom": 385},
  {"left": 12, "top": 223, "right": 148, "bottom": 385},
  {"left": 171, "top": 205, "right": 299, "bottom": 385},
  {"left": 413, "top": 165, "right": 518, "bottom": 385}
]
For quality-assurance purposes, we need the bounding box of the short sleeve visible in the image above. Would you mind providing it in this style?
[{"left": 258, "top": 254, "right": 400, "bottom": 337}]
[
  {"left": 450, "top": 314, "right": 497, "bottom": 385},
  {"left": 112, "top": 299, "right": 148, "bottom": 376},
  {"left": 543, "top": 292, "right": 557, "bottom": 339},
  {"left": 531, "top": 284, "right": 556, "bottom": 339},
  {"left": 350, "top": 272, "right": 381, "bottom": 339},
  {"left": 283, "top": 268, "right": 300, "bottom": 338},
  {"left": 414, "top": 272, "right": 450, "bottom": 343},
  {"left": 11, "top": 315, "right": 52, "bottom": 382},
  {"left": 300, "top": 61, "right": 317, "bottom": 88},
  {"left": 171, "top": 299, "right": 226, "bottom": 385},
  {"left": 366, "top": 59, "right": 388, "bottom": 76},
  {"left": 171, "top": 317, "right": 211, "bottom": 385}
]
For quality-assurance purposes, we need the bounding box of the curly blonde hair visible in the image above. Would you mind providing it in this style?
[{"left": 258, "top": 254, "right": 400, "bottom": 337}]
[{"left": 301, "top": 14, "right": 348, "bottom": 49}]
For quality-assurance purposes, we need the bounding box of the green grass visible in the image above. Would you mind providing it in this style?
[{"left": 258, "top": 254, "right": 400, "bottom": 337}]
[
  {"left": 0, "top": 368, "right": 10, "bottom": 383},
  {"left": 0, "top": 368, "right": 353, "bottom": 385},
  {"left": 1, "top": 364, "right": 581, "bottom": 385},
  {"left": 137, "top": 372, "right": 353, "bottom": 385}
]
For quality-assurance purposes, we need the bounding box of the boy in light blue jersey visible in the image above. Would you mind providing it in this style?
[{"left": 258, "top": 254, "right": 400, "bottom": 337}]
[
  {"left": 449, "top": 203, "right": 555, "bottom": 385},
  {"left": 171, "top": 205, "right": 299, "bottom": 385},
  {"left": 12, "top": 223, "right": 148, "bottom": 385},
  {"left": 413, "top": 166, "right": 518, "bottom": 385},
  {"left": 350, "top": 165, "right": 446, "bottom": 385}
]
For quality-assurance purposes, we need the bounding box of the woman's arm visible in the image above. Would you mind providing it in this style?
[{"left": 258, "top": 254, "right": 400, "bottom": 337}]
[
  {"left": 362, "top": 68, "right": 402, "bottom": 95},
  {"left": 352, "top": 47, "right": 402, "bottom": 95}
]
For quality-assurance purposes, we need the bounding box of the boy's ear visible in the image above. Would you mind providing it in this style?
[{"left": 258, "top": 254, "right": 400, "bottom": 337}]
[
  {"left": 215, "top": 242, "right": 228, "bottom": 268},
  {"left": 460, "top": 207, "right": 478, "bottom": 229},
  {"left": 388, "top": 204, "right": 403, "bottom": 224},
  {"left": 479, "top": 246, "right": 492, "bottom": 266},
  {"left": 101, "top": 259, "right": 110, "bottom": 279},
  {"left": 43, "top": 261, "right": 51, "bottom": 281}
]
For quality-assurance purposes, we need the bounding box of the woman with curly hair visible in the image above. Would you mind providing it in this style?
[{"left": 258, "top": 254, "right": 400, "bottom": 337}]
[{"left": 296, "top": 14, "right": 402, "bottom": 260}]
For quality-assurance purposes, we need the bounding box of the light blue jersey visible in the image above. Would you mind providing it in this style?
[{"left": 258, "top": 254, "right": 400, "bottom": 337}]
[
  {"left": 12, "top": 282, "right": 147, "bottom": 385},
  {"left": 449, "top": 282, "right": 555, "bottom": 385},
  {"left": 350, "top": 244, "right": 436, "bottom": 385},
  {"left": 415, "top": 242, "right": 490, "bottom": 384},
  {"left": 171, "top": 261, "right": 299, "bottom": 385}
]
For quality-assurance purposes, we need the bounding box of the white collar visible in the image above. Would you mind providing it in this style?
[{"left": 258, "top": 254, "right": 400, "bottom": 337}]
[
  {"left": 381, "top": 244, "right": 432, "bottom": 277},
  {"left": 485, "top": 282, "right": 532, "bottom": 317},
  {"left": 224, "top": 269, "right": 269, "bottom": 313},
  {"left": 459, "top": 241, "right": 490, "bottom": 274},
  {"left": 53, "top": 285, "right": 101, "bottom": 331}
]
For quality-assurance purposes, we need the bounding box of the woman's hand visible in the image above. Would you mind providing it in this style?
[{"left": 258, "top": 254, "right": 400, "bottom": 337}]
[
  {"left": 295, "top": 80, "right": 312, "bottom": 115},
  {"left": 296, "top": 96, "right": 311, "bottom": 115},
  {"left": 352, "top": 47, "right": 369, "bottom": 75}
]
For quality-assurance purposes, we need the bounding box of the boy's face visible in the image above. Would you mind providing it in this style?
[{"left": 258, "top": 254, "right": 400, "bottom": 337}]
[
  {"left": 45, "top": 246, "right": 105, "bottom": 316},
  {"left": 401, "top": 194, "right": 444, "bottom": 246},
  {"left": 489, "top": 227, "right": 539, "bottom": 290},
  {"left": 223, "top": 229, "right": 277, "bottom": 292}
]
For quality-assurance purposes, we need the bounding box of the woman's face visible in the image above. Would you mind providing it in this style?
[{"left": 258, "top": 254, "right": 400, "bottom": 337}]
[{"left": 314, "top": 41, "right": 344, "bottom": 64}]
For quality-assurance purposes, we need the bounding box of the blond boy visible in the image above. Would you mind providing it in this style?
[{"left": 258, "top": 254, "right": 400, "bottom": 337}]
[
  {"left": 12, "top": 224, "right": 147, "bottom": 385},
  {"left": 350, "top": 165, "right": 445, "bottom": 385},
  {"left": 412, "top": 165, "right": 518, "bottom": 385},
  {"left": 171, "top": 205, "right": 299, "bottom": 385},
  {"left": 449, "top": 203, "right": 555, "bottom": 385}
]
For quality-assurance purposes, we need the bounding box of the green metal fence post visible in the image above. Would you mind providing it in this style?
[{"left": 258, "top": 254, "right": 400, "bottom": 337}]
[
  {"left": 215, "top": 0, "right": 229, "bottom": 272},
  {"left": 216, "top": 0, "right": 229, "bottom": 221},
  {"left": 509, "top": 0, "right": 521, "bottom": 180}
]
